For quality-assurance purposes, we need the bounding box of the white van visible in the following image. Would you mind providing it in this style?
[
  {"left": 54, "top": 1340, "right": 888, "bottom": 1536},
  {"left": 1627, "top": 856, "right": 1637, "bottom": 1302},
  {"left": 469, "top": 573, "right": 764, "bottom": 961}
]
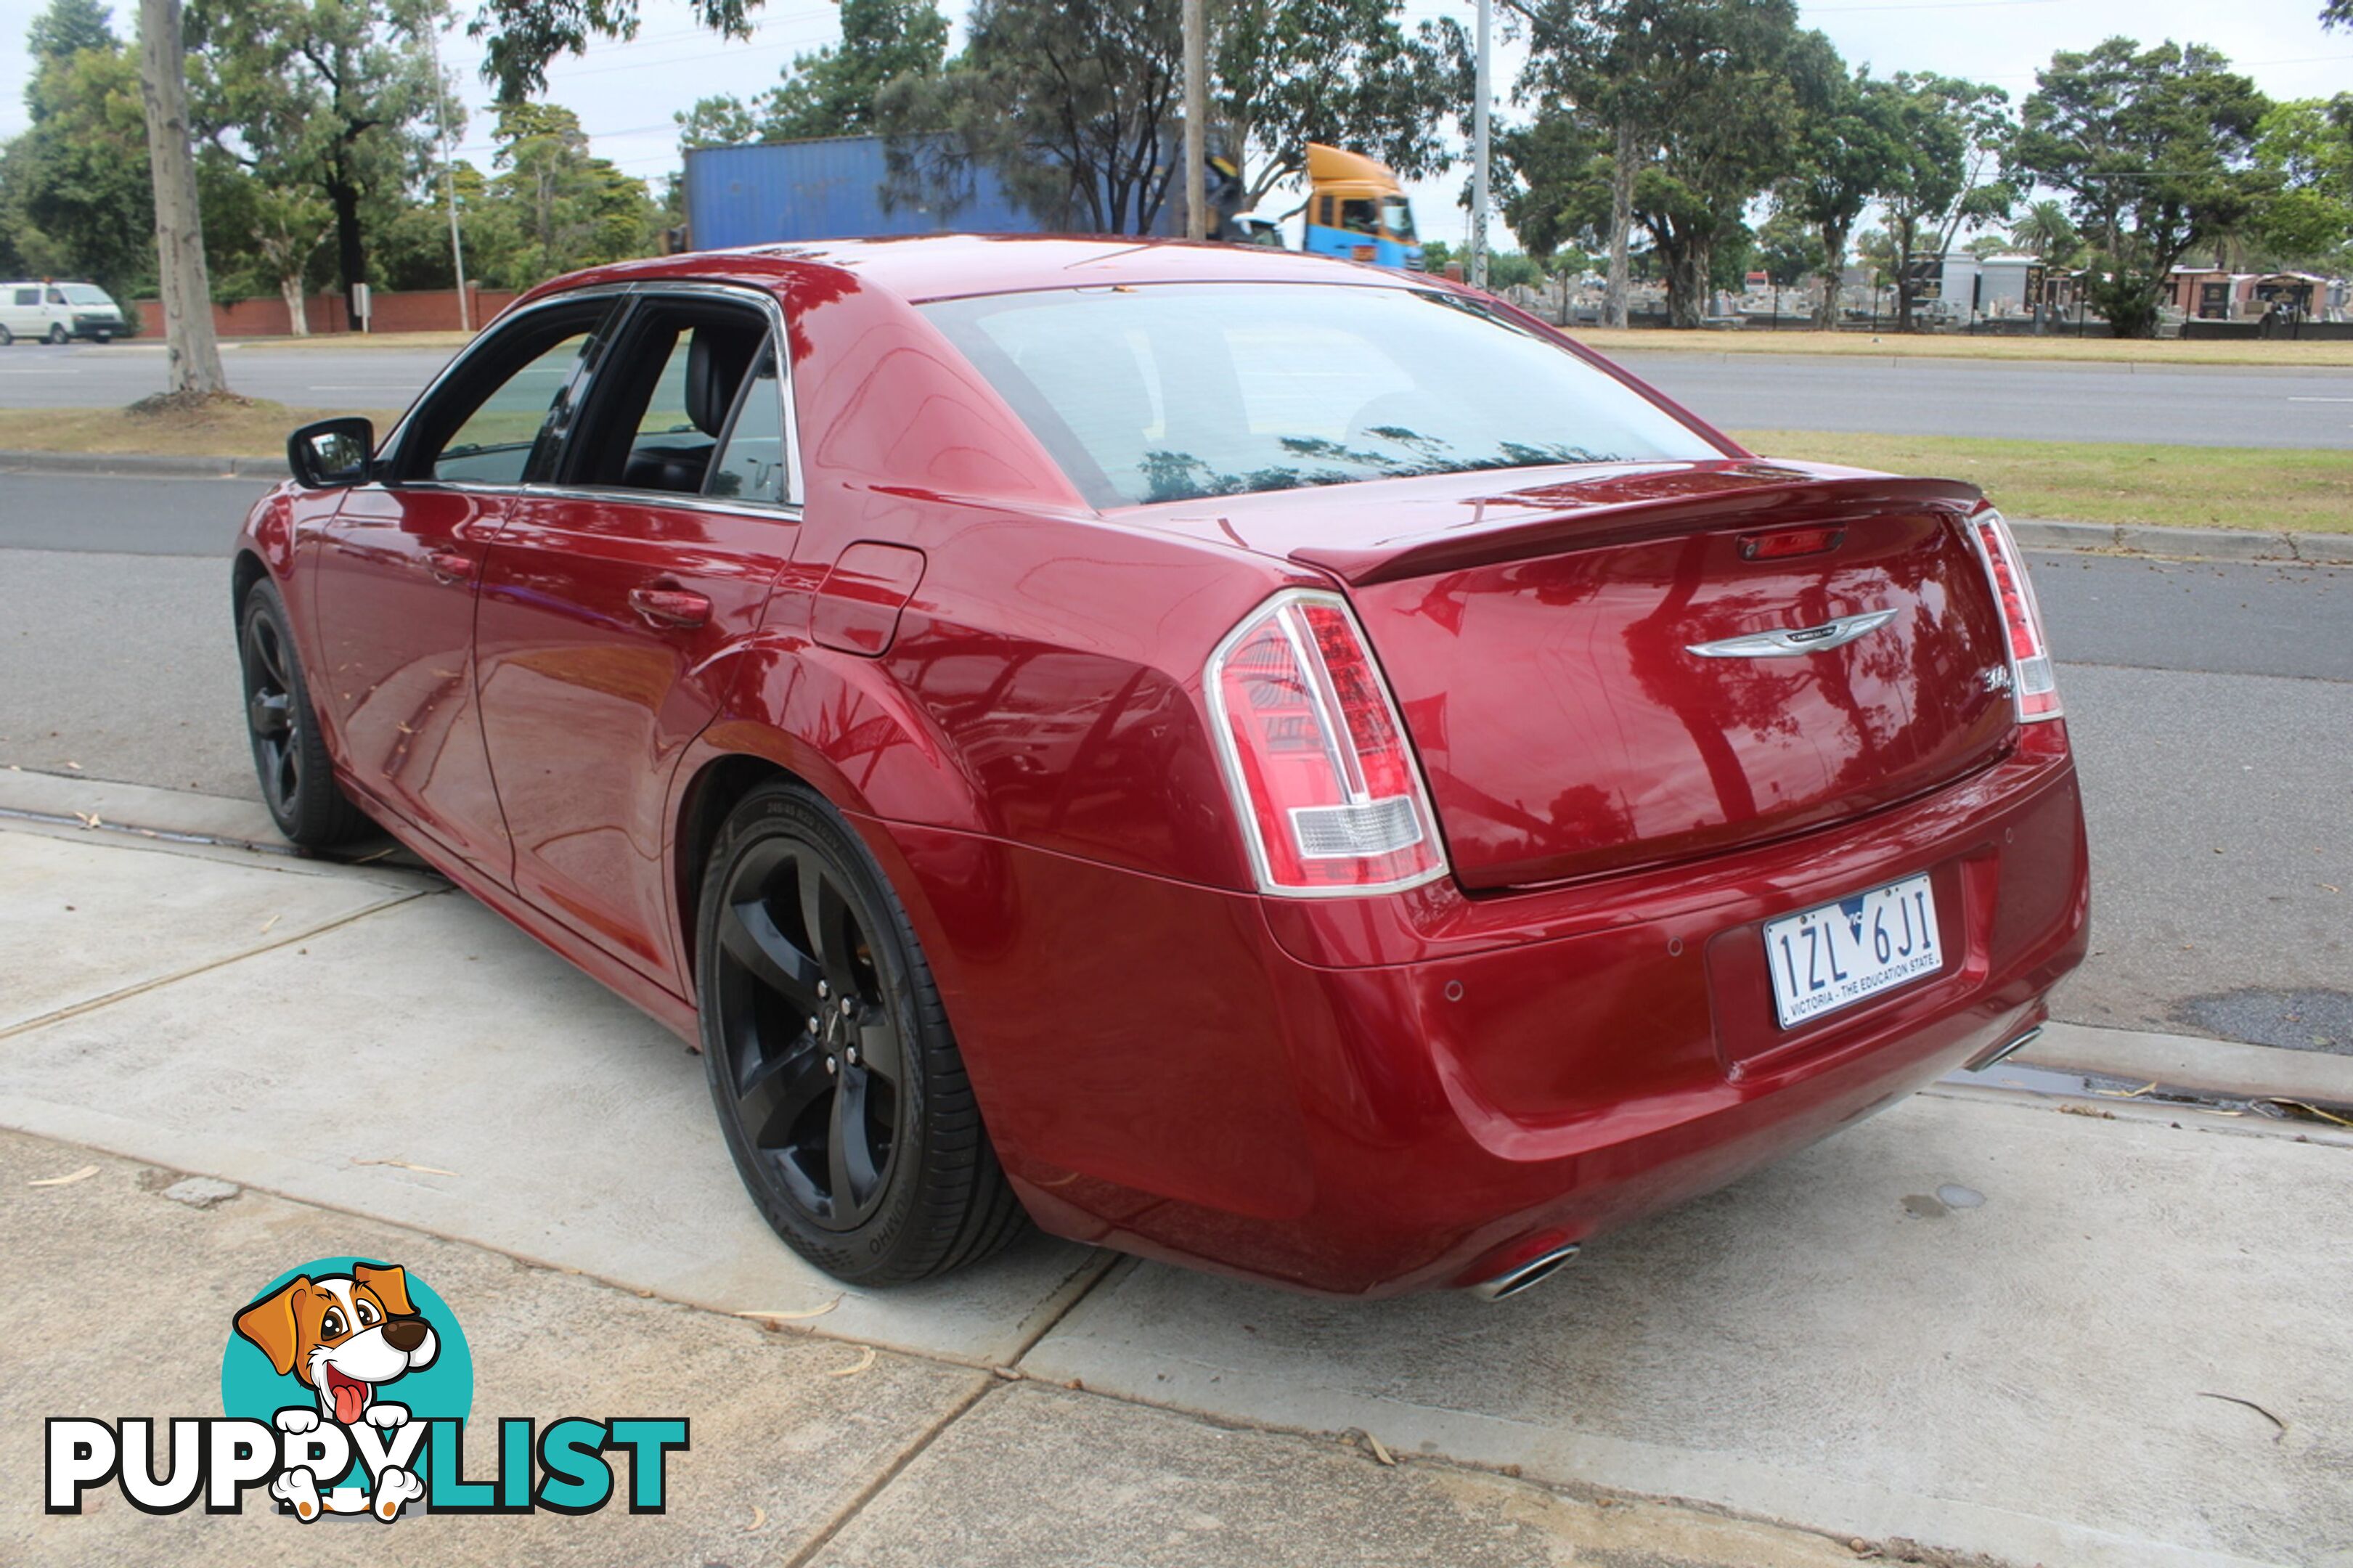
[{"left": 0, "top": 281, "right": 129, "bottom": 344}]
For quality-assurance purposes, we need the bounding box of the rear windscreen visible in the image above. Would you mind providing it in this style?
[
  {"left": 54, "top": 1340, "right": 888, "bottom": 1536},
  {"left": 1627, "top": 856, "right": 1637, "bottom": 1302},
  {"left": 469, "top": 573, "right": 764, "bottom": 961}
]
[{"left": 920, "top": 282, "right": 1719, "bottom": 508}]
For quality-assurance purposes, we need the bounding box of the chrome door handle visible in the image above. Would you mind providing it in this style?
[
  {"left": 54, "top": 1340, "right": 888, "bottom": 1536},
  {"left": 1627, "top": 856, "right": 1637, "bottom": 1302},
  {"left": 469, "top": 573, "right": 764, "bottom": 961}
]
[
  {"left": 629, "top": 585, "right": 712, "bottom": 629},
  {"left": 427, "top": 549, "right": 473, "bottom": 584}
]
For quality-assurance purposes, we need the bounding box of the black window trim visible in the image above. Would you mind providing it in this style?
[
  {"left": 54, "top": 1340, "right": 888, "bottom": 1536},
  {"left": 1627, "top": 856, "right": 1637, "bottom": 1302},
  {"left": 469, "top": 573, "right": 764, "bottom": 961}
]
[
  {"left": 372, "top": 279, "right": 802, "bottom": 515},
  {"left": 546, "top": 290, "right": 791, "bottom": 509},
  {"left": 701, "top": 339, "right": 787, "bottom": 506},
  {"left": 378, "top": 290, "right": 622, "bottom": 489}
]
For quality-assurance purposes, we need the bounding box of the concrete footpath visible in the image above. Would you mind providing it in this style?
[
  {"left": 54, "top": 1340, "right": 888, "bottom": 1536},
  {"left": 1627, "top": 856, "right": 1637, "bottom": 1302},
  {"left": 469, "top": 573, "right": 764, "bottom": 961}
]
[{"left": 4, "top": 777, "right": 2351, "bottom": 1567}]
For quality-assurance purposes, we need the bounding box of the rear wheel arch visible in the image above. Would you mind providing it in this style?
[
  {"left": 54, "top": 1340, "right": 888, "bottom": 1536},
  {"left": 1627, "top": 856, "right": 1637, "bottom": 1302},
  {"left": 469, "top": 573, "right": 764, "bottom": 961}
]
[
  {"left": 669, "top": 746, "right": 968, "bottom": 1027},
  {"left": 674, "top": 752, "right": 794, "bottom": 979}
]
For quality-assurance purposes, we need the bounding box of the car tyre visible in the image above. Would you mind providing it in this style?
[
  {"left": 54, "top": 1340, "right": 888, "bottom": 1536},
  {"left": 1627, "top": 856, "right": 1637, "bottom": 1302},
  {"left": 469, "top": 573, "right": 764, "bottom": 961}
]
[
  {"left": 0, "top": 324, "right": 12, "bottom": 346},
  {"left": 238, "top": 579, "right": 370, "bottom": 848},
  {"left": 696, "top": 780, "right": 1027, "bottom": 1286},
  {"left": 45, "top": 324, "right": 67, "bottom": 345}
]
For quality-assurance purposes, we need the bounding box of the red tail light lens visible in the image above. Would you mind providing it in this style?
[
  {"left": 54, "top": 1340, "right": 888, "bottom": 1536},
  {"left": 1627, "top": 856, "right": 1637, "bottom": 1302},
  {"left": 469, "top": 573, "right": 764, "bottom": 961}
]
[
  {"left": 1205, "top": 589, "right": 1448, "bottom": 896},
  {"left": 1966, "top": 507, "right": 2060, "bottom": 722}
]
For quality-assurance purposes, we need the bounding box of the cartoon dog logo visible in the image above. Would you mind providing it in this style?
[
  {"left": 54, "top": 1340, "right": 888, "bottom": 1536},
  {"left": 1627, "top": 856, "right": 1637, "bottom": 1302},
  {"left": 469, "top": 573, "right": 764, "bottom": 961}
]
[{"left": 233, "top": 1262, "right": 438, "bottom": 1521}]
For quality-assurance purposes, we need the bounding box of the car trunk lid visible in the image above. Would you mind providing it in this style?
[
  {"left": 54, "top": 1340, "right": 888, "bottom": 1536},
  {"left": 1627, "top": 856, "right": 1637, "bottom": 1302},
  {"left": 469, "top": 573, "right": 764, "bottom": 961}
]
[{"left": 1286, "top": 467, "right": 2018, "bottom": 890}]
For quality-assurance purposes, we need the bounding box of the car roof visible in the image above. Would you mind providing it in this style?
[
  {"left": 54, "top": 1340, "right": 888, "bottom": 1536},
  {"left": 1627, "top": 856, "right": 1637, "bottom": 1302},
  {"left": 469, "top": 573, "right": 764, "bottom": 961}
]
[{"left": 548, "top": 234, "right": 1434, "bottom": 307}]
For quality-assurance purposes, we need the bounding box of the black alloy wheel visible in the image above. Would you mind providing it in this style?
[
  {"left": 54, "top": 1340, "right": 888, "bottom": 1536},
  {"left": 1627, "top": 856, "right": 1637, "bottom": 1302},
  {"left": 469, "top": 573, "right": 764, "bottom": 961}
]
[
  {"left": 697, "top": 781, "right": 1025, "bottom": 1284},
  {"left": 238, "top": 581, "right": 369, "bottom": 847}
]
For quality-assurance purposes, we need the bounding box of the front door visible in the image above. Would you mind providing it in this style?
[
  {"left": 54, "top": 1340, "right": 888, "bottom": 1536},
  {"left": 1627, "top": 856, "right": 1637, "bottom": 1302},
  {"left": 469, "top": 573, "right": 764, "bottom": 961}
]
[
  {"left": 309, "top": 298, "right": 615, "bottom": 877},
  {"left": 473, "top": 290, "right": 802, "bottom": 985}
]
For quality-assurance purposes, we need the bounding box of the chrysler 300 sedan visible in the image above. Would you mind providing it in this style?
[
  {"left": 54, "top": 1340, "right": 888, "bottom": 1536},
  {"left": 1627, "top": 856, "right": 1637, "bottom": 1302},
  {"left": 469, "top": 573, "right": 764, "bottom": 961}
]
[{"left": 234, "top": 237, "right": 2088, "bottom": 1299}]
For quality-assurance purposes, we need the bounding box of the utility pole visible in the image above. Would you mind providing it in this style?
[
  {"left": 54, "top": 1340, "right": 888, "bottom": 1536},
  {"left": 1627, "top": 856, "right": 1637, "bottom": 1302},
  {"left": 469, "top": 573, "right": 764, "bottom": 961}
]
[
  {"left": 1183, "top": 0, "right": 1206, "bottom": 241},
  {"left": 425, "top": 21, "right": 470, "bottom": 332},
  {"left": 1470, "top": 0, "right": 1490, "bottom": 288},
  {"left": 136, "top": 0, "right": 226, "bottom": 395}
]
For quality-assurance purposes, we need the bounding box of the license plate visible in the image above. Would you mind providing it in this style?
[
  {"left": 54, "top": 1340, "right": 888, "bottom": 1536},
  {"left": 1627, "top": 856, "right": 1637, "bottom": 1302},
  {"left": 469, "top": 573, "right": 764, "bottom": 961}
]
[{"left": 1763, "top": 874, "right": 1942, "bottom": 1028}]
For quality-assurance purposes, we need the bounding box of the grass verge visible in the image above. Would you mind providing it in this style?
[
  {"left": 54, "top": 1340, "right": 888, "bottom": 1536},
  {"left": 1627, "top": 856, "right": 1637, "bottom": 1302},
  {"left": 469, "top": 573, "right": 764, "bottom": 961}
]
[
  {"left": 1581, "top": 327, "right": 2353, "bottom": 369},
  {"left": 1734, "top": 429, "right": 2353, "bottom": 534},
  {"left": 0, "top": 399, "right": 401, "bottom": 458}
]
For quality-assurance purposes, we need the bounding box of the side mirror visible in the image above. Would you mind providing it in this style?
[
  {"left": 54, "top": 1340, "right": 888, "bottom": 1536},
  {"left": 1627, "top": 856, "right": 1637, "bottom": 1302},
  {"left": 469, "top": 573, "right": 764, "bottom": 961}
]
[{"left": 288, "top": 417, "right": 375, "bottom": 489}]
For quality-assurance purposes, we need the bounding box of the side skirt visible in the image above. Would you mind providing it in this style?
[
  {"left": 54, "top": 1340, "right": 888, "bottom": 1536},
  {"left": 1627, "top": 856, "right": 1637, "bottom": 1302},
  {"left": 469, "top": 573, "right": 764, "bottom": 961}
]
[{"left": 332, "top": 769, "right": 702, "bottom": 1046}]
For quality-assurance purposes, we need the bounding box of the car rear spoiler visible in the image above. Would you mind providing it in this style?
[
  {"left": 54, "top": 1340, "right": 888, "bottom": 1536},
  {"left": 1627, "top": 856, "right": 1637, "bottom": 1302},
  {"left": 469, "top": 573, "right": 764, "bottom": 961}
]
[{"left": 1290, "top": 474, "right": 1986, "bottom": 587}]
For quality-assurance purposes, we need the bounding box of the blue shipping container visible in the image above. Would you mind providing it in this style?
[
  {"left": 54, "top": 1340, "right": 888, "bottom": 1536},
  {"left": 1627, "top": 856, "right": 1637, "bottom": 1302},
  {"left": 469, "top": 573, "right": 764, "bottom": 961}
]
[{"left": 682, "top": 135, "right": 1182, "bottom": 249}]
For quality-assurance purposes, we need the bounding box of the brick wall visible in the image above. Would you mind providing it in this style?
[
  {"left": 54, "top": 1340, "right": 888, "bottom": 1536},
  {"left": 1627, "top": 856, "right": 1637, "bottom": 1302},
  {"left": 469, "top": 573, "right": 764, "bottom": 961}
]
[{"left": 131, "top": 285, "right": 519, "bottom": 339}]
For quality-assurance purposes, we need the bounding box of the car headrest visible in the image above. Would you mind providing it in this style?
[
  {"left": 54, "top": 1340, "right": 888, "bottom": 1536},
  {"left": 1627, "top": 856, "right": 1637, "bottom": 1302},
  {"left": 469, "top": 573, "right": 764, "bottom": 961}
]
[{"left": 686, "top": 327, "right": 757, "bottom": 438}]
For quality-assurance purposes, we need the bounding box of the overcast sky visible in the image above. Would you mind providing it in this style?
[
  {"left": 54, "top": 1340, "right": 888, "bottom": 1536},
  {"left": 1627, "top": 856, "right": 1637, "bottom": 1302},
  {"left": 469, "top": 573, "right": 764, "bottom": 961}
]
[{"left": 1, "top": 0, "right": 2346, "bottom": 253}]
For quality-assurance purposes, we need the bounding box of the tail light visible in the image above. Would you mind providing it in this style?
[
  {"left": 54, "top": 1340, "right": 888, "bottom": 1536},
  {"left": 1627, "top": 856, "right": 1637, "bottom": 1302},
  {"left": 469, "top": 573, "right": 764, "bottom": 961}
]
[
  {"left": 1204, "top": 589, "right": 1448, "bottom": 897},
  {"left": 1966, "top": 507, "right": 2060, "bottom": 722}
]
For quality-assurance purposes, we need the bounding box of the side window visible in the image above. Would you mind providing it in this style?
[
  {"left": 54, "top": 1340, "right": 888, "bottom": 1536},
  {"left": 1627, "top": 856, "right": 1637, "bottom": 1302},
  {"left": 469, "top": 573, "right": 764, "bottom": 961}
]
[
  {"left": 416, "top": 320, "right": 600, "bottom": 485},
  {"left": 611, "top": 330, "right": 715, "bottom": 492},
  {"left": 14, "top": 288, "right": 36, "bottom": 307},
  {"left": 46, "top": 287, "right": 68, "bottom": 306},
  {"left": 558, "top": 298, "right": 779, "bottom": 499},
  {"left": 706, "top": 351, "right": 787, "bottom": 505},
  {"left": 1340, "top": 200, "right": 1378, "bottom": 236}
]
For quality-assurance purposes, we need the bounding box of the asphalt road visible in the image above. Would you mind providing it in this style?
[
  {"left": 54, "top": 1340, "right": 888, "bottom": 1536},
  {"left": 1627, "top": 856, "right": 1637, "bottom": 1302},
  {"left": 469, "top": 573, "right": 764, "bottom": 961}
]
[
  {"left": 0, "top": 472, "right": 260, "bottom": 555},
  {"left": 1610, "top": 350, "right": 2353, "bottom": 447},
  {"left": 5, "top": 338, "right": 2353, "bottom": 446},
  {"left": 0, "top": 339, "right": 448, "bottom": 413},
  {"left": 1, "top": 472, "right": 2346, "bottom": 1045}
]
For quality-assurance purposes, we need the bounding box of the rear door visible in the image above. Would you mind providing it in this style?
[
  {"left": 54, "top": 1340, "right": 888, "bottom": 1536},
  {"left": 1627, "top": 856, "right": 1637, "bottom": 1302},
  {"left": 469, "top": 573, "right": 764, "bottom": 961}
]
[
  {"left": 310, "top": 295, "right": 616, "bottom": 877},
  {"left": 473, "top": 286, "right": 802, "bottom": 987}
]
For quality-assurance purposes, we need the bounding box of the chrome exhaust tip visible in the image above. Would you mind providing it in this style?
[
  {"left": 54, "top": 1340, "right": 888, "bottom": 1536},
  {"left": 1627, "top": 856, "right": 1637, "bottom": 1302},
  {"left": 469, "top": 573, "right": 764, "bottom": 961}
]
[
  {"left": 1973, "top": 1025, "right": 2044, "bottom": 1071},
  {"left": 1469, "top": 1241, "right": 1581, "bottom": 1302}
]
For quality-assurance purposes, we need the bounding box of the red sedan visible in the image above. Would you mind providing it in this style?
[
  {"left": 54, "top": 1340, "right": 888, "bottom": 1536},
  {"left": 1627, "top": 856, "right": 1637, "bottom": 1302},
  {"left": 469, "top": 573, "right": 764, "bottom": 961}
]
[{"left": 235, "top": 238, "right": 2087, "bottom": 1299}]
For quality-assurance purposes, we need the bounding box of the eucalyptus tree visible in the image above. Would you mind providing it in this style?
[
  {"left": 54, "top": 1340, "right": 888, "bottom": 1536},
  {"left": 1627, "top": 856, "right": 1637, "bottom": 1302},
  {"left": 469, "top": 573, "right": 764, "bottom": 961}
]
[
  {"left": 1779, "top": 57, "right": 1907, "bottom": 327},
  {"left": 1517, "top": 0, "right": 1826, "bottom": 327},
  {"left": 469, "top": 102, "right": 662, "bottom": 287},
  {"left": 868, "top": 0, "right": 1465, "bottom": 237},
  {"left": 4, "top": 0, "right": 155, "bottom": 295},
  {"left": 28, "top": 0, "right": 115, "bottom": 59},
  {"left": 1209, "top": 0, "right": 1469, "bottom": 210},
  {"left": 2010, "top": 38, "right": 2270, "bottom": 337},
  {"left": 140, "top": 0, "right": 227, "bottom": 391},
  {"left": 876, "top": 0, "right": 1188, "bottom": 233},
  {"left": 1877, "top": 72, "right": 2010, "bottom": 331},
  {"left": 189, "top": 0, "right": 459, "bottom": 301},
  {"left": 672, "top": 0, "right": 950, "bottom": 150},
  {"left": 2250, "top": 96, "right": 2353, "bottom": 271}
]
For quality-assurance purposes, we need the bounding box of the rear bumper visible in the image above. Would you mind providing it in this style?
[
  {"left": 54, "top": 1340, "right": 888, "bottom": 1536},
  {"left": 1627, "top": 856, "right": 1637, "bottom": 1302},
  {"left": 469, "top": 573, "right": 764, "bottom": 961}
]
[{"left": 881, "top": 739, "right": 2089, "bottom": 1297}]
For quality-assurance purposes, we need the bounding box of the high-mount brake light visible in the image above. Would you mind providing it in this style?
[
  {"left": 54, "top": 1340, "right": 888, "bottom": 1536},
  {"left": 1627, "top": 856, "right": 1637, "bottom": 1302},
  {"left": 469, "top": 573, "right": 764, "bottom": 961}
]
[
  {"left": 1966, "top": 506, "right": 2060, "bottom": 722},
  {"left": 1205, "top": 589, "right": 1448, "bottom": 897},
  {"left": 1739, "top": 526, "right": 1845, "bottom": 561}
]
